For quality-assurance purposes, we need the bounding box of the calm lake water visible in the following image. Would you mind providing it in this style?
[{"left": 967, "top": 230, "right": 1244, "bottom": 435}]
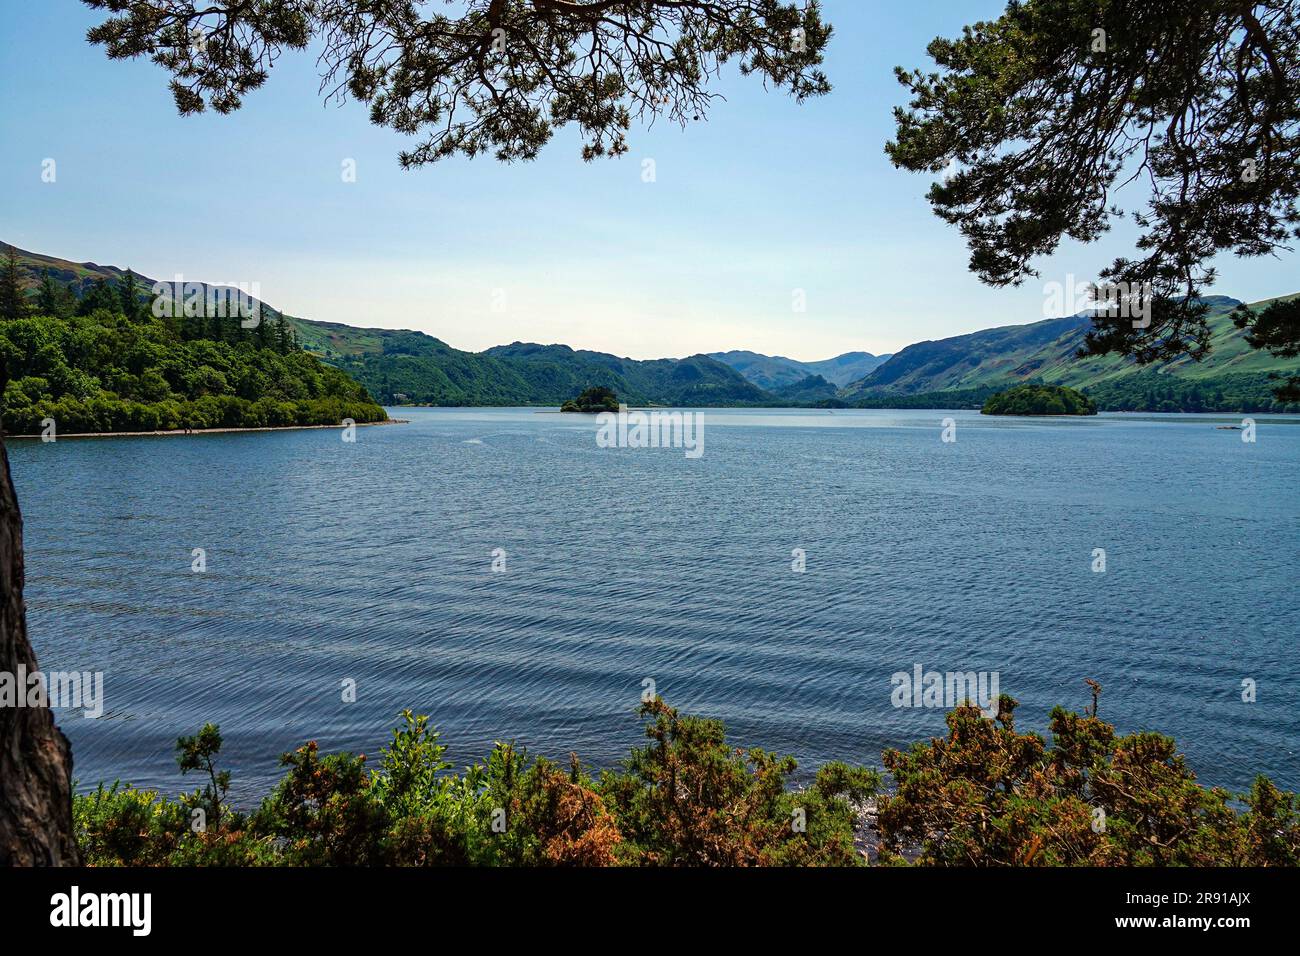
[{"left": 7, "top": 407, "right": 1299, "bottom": 801}]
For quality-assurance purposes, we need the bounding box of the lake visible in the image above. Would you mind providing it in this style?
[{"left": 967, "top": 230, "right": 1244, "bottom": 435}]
[{"left": 7, "top": 407, "right": 1299, "bottom": 802}]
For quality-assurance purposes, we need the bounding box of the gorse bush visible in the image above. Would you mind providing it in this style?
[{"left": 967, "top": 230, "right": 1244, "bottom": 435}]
[
  {"left": 601, "top": 698, "right": 876, "bottom": 866},
  {"left": 877, "top": 697, "right": 1300, "bottom": 866},
  {"left": 73, "top": 696, "right": 1300, "bottom": 867},
  {"left": 75, "top": 700, "right": 875, "bottom": 867}
]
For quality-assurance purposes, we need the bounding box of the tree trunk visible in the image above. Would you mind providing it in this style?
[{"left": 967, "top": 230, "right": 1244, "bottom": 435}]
[{"left": 0, "top": 439, "right": 79, "bottom": 865}]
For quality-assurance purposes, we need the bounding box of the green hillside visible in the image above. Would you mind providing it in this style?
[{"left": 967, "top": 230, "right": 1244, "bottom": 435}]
[
  {"left": 0, "top": 272, "right": 386, "bottom": 436},
  {"left": 845, "top": 296, "right": 1300, "bottom": 412},
  {"left": 4, "top": 246, "right": 771, "bottom": 409},
  {"left": 328, "top": 336, "right": 771, "bottom": 406},
  {"left": 9, "top": 243, "right": 1297, "bottom": 413},
  {"left": 709, "top": 349, "right": 890, "bottom": 389},
  {"left": 771, "top": 374, "right": 839, "bottom": 404},
  {"left": 6, "top": 246, "right": 145, "bottom": 297}
]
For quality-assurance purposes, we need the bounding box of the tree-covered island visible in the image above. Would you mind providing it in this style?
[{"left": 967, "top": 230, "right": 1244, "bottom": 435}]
[
  {"left": 561, "top": 386, "right": 620, "bottom": 413},
  {"left": 982, "top": 384, "right": 1098, "bottom": 416}
]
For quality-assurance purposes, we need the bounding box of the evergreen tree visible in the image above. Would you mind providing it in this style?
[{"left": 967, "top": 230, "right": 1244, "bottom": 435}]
[
  {"left": 888, "top": 1, "right": 1300, "bottom": 396},
  {"left": 118, "top": 269, "right": 141, "bottom": 320},
  {"left": 0, "top": 245, "right": 26, "bottom": 321},
  {"left": 34, "top": 269, "right": 74, "bottom": 318},
  {"left": 275, "top": 314, "right": 289, "bottom": 354},
  {"left": 76, "top": 277, "right": 120, "bottom": 316},
  {"left": 207, "top": 306, "right": 226, "bottom": 343},
  {"left": 85, "top": 1, "right": 831, "bottom": 170},
  {"left": 255, "top": 307, "right": 273, "bottom": 350}
]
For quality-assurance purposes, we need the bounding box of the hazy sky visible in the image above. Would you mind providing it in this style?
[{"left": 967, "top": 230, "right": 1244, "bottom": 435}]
[{"left": 2, "top": 1, "right": 1295, "bottom": 360}]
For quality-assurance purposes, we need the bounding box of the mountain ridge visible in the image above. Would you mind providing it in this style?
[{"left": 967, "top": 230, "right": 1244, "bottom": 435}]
[
  {"left": 707, "top": 349, "right": 891, "bottom": 389},
  {"left": 844, "top": 295, "right": 1300, "bottom": 411},
  {"left": 7, "top": 242, "right": 1299, "bottom": 412}
]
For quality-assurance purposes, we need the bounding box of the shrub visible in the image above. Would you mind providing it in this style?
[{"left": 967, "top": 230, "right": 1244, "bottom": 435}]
[
  {"left": 876, "top": 693, "right": 1300, "bottom": 866},
  {"left": 73, "top": 696, "right": 1300, "bottom": 867},
  {"left": 599, "top": 698, "right": 878, "bottom": 866}
]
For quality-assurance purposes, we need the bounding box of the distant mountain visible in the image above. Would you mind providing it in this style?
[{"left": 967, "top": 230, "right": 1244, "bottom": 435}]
[
  {"left": 4, "top": 245, "right": 770, "bottom": 407},
  {"left": 771, "top": 374, "right": 839, "bottom": 404},
  {"left": 843, "top": 295, "right": 1300, "bottom": 412},
  {"left": 842, "top": 313, "right": 1095, "bottom": 396},
  {"left": 803, "top": 351, "right": 894, "bottom": 386},
  {"left": 482, "top": 343, "right": 769, "bottom": 408},
  {"left": 10, "top": 242, "right": 1296, "bottom": 412},
  {"left": 708, "top": 350, "right": 890, "bottom": 389},
  {"left": 294, "top": 325, "right": 771, "bottom": 406}
]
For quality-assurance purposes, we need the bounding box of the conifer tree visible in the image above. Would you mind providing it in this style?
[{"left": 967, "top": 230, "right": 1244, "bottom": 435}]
[
  {"left": 118, "top": 268, "right": 141, "bottom": 320},
  {"left": 76, "top": 277, "right": 119, "bottom": 316},
  {"left": 35, "top": 269, "right": 68, "bottom": 318},
  {"left": 0, "top": 245, "right": 25, "bottom": 322},
  {"left": 275, "top": 314, "right": 289, "bottom": 354}
]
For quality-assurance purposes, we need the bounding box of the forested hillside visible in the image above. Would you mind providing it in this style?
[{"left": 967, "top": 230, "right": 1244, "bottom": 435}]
[
  {"left": 7, "top": 242, "right": 1299, "bottom": 414},
  {"left": 299, "top": 326, "right": 771, "bottom": 407},
  {"left": 0, "top": 250, "right": 386, "bottom": 435}
]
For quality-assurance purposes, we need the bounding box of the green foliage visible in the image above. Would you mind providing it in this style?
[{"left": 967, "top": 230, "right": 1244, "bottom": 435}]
[
  {"left": 327, "top": 334, "right": 769, "bottom": 407},
  {"left": 75, "top": 701, "right": 872, "bottom": 867},
  {"left": 982, "top": 383, "right": 1097, "bottom": 416},
  {"left": 1234, "top": 296, "right": 1300, "bottom": 400},
  {"left": 1080, "top": 369, "right": 1300, "bottom": 413},
  {"left": 0, "top": 274, "right": 386, "bottom": 434},
  {"left": 258, "top": 742, "right": 391, "bottom": 866},
  {"left": 888, "top": 0, "right": 1300, "bottom": 382},
  {"left": 877, "top": 695, "right": 1300, "bottom": 866},
  {"left": 0, "top": 245, "right": 26, "bottom": 322},
  {"left": 176, "top": 723, "right": 230, "bottom": 829},
  {"left": 561, "top": 385, "right": 619, "bottom": 413},
  {"left": 35, "top": 268, "right": 76, "bottom": 319},
  {"left": 73, "top": 780, "right": 273, "bottom": 867},
  {"left": 73, "top": 695, "right": 1300, "bottom": 867},
  {"left": 601, "top": 698, "right": 878, "bottom": 866}
]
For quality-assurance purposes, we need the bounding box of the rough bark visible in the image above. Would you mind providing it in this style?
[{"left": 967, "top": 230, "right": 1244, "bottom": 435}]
[{"left": 0, "top": 439, "right": 79, "bottom": 865}]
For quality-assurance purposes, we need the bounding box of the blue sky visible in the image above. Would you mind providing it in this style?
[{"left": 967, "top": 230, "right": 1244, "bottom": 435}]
[{"left": 1, "top": 1, "right": 1295, "bottom": 360}]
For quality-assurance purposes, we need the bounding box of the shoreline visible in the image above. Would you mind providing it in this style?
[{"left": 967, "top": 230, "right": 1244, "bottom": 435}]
[{"left": 3, "top": 419, "right": 408, "bottom": 440}]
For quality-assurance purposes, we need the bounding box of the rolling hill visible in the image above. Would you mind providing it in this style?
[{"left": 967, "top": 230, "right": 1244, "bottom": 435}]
[
  {"left": 844, "top": 295, "right": 1300, "bottom": 412},
  {"left": 329, "top": 333, "right": 772, "bottom": 407},
  {"left": 8, "top": 242, "right": 1297, "bottom": 412},
  {"left": 4, "top": 245, "right": 770, "bottom": 407},
  {"left": 771, "top": 374, "right": 839, "bottom": 404},
  {"left": 708, "top": 349, "right": 891, "bottom": 389}
]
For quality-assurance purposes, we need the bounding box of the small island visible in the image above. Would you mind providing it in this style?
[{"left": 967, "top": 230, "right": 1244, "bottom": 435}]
[
  {"left": 561, "top": 386, "right": 620, "bottom": 413},
  {"left": 981, "top": 384, "right": 1098, "bottom": 416}
]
